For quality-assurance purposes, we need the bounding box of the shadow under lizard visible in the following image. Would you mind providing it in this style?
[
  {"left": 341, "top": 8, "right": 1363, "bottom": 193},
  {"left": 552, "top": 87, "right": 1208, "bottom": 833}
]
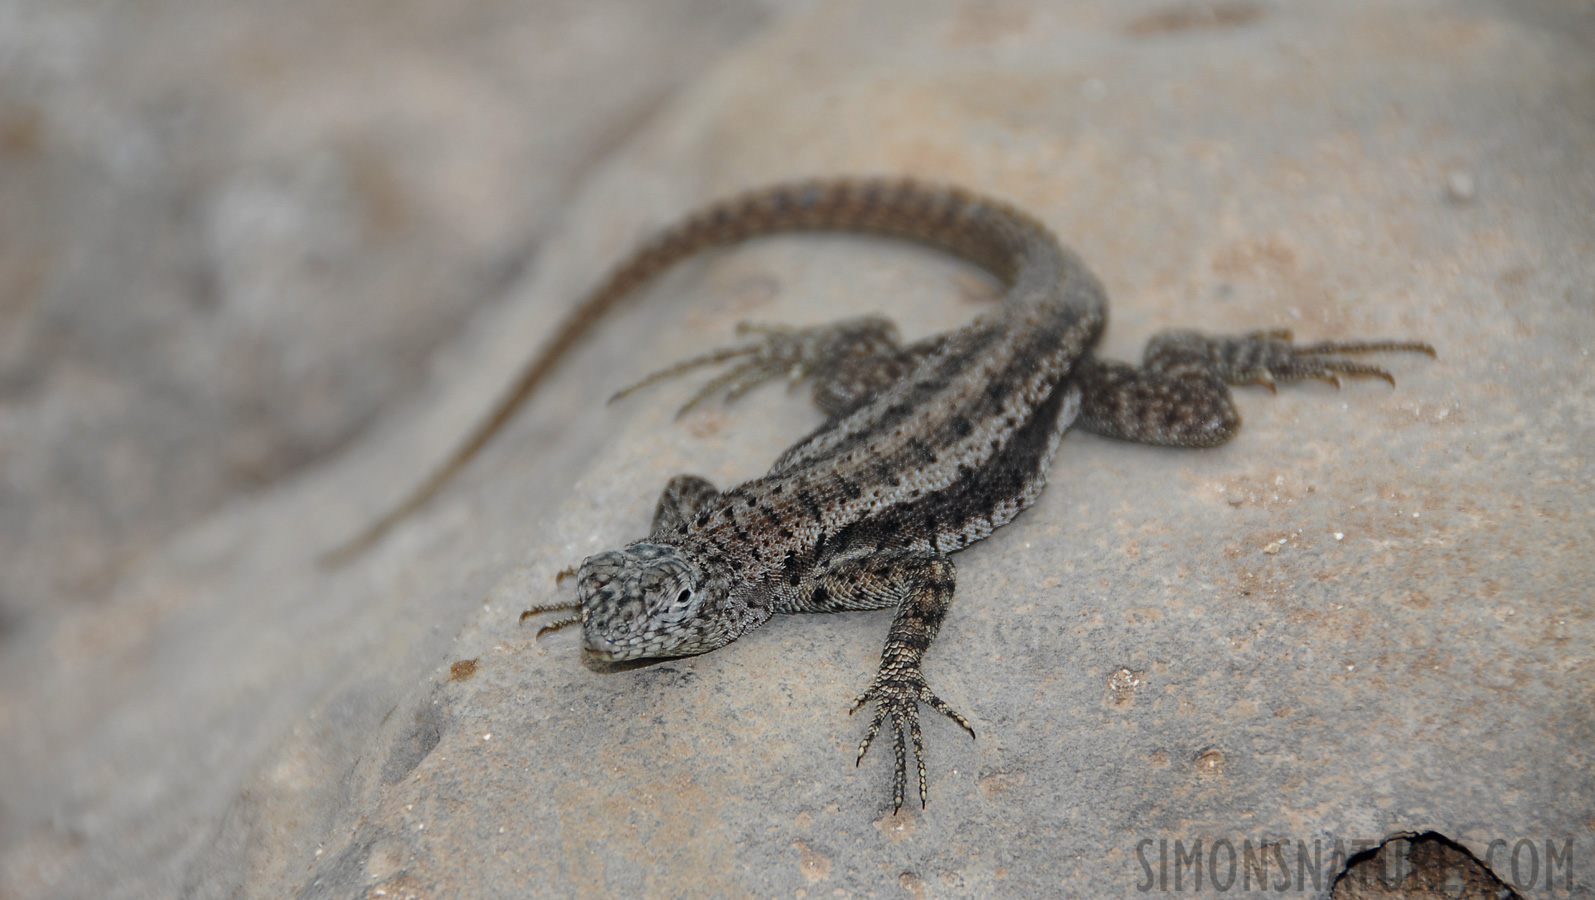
[{"left": 326, "top": 178, "right": 1431, "bottom": 812}]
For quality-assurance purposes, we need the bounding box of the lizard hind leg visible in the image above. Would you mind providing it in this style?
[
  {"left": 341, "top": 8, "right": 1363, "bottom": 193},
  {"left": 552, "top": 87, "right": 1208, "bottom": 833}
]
[
  {"left": 1076, "top": 329, "right": 1434, "bottom": 448},
  {"left": 1151, "top": 329, "right": 1436, "bottom": 390},
  {"left": 608, "top": 345, "right": 760, "bottom": 407},
  {"left": 609, "top": 316, "right": 909, "bottom": 417},
  {"left": 1286, "top": 337, "right": 1438, "bottom": 387}
]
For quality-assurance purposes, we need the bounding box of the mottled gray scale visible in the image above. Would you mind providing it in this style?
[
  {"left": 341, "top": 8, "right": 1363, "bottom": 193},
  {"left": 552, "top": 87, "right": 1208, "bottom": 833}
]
[
  {"left": 766, "top": 307, "right": 1093, "bottom": 513},
  {"left": 769, "top": 321, "right": 1008, "bottom": 474},
  {"left": 649, "top": 474, "right": 720, "bottom": 536},
  {"left": 891, "top": 383, "right": 1082, "bottom": 555},
  {"left": 536, "top": 180, "right": 1425, "bottom": 810},
  {"left": 321, "top": 176, "right": 1433, "bottom": 811}
]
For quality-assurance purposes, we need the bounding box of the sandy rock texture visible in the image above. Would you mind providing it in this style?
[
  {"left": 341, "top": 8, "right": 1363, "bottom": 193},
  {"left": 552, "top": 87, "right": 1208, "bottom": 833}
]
[{"left": 2, "top": 0, "right": 1591, "bottom": 897}]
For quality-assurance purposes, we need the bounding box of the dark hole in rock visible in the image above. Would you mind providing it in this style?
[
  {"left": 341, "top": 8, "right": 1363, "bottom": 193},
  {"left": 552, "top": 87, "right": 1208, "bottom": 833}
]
[{"left": 1332, "top": 832, "right": 1525, "bottom": 900}]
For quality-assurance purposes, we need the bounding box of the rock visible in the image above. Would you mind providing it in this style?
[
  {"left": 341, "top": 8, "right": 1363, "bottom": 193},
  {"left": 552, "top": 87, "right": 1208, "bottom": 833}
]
[
  {"left": 0, "top": 0, "right": 779, "bottom": 618},
  {"left": 2, "top": 0, "right": 1590, "bottom": 897}
]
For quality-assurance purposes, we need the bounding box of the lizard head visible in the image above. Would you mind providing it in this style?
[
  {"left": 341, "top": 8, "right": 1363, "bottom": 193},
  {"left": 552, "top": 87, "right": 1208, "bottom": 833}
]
[{"left": 574, "top": 542, "right": 718, "bottom": 661}]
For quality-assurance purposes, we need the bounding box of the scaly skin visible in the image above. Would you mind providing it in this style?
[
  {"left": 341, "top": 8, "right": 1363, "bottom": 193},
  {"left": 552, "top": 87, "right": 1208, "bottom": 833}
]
[{"left": 329, "top": 178, "right": 1433, "bottom": 811}]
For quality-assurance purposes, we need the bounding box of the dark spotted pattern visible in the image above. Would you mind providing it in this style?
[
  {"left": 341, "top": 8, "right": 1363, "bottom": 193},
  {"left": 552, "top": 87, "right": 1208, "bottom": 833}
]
[{"left": 328, "top": 177, "right": 1432, "bottom": 810}]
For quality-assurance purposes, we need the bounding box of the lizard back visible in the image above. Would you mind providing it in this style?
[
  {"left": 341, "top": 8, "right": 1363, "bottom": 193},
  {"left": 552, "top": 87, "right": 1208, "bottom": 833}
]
[
  {"left": 632, "top": 180, "right": 1106, "bottom": 615},
  {"left": 325, "top": 178, "right": 1103, "bottom": 564}
]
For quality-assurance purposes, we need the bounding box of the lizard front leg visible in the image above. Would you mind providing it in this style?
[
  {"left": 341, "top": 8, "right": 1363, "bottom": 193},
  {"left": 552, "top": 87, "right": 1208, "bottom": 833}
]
[
  {"left": 650, "top": 474, "right": 720, "bottom": 535},
  {"left": 804, "top": 549, "right": 974, "bottom": 812}
]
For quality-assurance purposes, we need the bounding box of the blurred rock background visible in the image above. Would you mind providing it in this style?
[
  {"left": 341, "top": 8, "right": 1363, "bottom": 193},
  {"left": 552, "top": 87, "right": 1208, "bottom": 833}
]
[{"left": 0, "top": 0, "right": 791, "bottom": 622}]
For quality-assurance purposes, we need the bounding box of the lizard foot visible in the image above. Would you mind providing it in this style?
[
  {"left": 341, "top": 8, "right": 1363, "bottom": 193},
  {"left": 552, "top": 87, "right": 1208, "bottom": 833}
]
[
  {"left": 1194, "top": 329, "right": 1436, "bottom": 391},
  {"left": 610, "top": 317, "right": 900, "bottom": 416},
  {"left": 519, "top": 601, "right": 581, "bottom": 639},
  {"left": 851, "top": 668, "right": 975, "bottom": 813}
]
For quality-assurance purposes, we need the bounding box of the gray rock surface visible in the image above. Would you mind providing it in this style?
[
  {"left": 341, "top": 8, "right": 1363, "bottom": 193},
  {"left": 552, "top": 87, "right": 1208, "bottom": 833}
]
[
  {"left": 0, "top": 0, "right": 784, "bottom": 617},
  {"left": 2, "top": 0, "right": 1591, "bottom": 897}
]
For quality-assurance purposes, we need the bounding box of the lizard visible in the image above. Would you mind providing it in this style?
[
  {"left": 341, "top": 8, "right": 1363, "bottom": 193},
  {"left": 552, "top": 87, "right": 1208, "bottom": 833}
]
[{"left": 325, "top": 177, "right": 1432, "bottom": 811}]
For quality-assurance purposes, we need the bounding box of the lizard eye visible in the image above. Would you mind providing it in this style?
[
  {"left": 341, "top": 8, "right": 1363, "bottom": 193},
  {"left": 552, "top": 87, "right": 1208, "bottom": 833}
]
[{"left": 674, "top": 588, "right": 693, "bottom": 607}]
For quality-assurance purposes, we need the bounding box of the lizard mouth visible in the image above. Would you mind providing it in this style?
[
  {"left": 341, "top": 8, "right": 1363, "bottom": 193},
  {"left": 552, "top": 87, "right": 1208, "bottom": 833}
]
[
  {"left": 580, "top": 632, "right": 648, "bottom": 662},
  {"left": 580, "top": 633, "right": 696, "bottom": 670},
  {"left": 580, "top": 639, "right": 624, "bottom": 661}
]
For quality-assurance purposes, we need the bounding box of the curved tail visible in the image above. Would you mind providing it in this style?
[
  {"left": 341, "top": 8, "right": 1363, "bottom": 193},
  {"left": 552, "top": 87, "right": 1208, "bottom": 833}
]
[{"left": 320, "top": 178, "right": 1058, "bottom": 565}]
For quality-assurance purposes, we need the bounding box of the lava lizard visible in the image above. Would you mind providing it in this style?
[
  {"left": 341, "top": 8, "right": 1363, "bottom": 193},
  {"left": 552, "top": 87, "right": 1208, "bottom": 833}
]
[{"left": 326, "top": 177, "right": 1431, "bottom": 811}]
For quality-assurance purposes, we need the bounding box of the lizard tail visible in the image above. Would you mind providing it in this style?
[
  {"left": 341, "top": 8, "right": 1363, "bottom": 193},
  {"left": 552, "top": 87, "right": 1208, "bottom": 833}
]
[{"left": 320, "top": 178, "right": 1057, "bottom": 566}]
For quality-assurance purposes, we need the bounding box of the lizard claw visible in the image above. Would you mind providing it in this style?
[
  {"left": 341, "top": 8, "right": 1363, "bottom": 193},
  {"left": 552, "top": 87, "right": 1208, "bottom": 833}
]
[
  {"left": 852, "top": 671, "right": 974, "bottom": 812},
  {"left": 1221, "top": 333, "right": 1434, "bottom": 389},
  {"left": 610, "top": 317, "right": 901, "bottom": 416},
  {"left": 519, "top": 602, "right": 582, "bottom": 639}
]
